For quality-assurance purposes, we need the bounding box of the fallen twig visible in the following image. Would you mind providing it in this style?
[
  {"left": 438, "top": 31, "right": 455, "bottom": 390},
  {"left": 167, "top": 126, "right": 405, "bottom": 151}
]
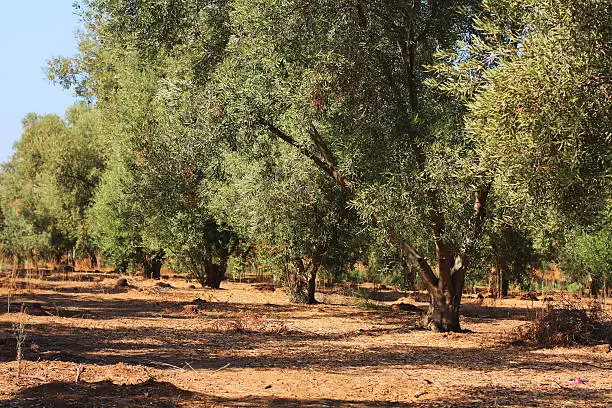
[
  {"left": 213, "top": 363, "right": 231, "bottom": 372},
  {"left": 287, "top": 325, "right": 320, "bottom": 336},
  {"left": 149, "top": 361, "right": 184, "bottom": 371},
  {"left": 75, "top": 364, "right": 84, "bottom": 382}
]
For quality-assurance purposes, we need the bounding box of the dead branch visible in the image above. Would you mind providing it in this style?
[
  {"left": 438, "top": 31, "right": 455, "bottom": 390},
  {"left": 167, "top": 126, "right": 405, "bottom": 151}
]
[{"left": 213, "top": 363, "right": 231, "bottom": 372}]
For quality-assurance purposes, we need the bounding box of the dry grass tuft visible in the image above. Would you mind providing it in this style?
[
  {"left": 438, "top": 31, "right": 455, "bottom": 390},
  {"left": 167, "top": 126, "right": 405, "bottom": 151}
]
[{"left": 512, "top": 300, "right": 612, "bottom": 347}]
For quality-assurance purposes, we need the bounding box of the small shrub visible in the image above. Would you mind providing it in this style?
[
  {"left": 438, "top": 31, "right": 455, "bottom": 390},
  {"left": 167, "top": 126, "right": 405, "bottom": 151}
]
[
  {"left": 564, "top": 282, "right": 584, "bottom": 294},
  {"left": 512, "top": 301, "right": 612, "bottom": 347},
  {"left": 13, "top": 304, "right": 29, "bottom": 377}
]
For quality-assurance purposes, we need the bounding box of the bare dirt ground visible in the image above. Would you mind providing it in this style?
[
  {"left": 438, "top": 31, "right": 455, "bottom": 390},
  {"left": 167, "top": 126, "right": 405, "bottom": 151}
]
[{"left": 0, "top": 272, "right": 610, "bottom": 407}]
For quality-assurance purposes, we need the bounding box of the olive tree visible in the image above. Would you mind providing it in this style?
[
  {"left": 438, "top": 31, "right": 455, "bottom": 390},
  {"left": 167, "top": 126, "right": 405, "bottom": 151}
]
[{"left": 0, "top": 104, "right": 104, "bottom": 267}]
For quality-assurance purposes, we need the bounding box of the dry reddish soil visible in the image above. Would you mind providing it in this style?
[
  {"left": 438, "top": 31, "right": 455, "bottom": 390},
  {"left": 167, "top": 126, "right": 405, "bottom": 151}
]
[{"left": 0, "top": 272, "right": 610, "bottom": 407}]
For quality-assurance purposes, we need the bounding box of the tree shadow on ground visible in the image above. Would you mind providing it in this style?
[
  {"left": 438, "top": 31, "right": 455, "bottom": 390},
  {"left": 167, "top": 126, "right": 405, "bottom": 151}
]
[
  {"left": 460, "top": 303, "right": 536, "bottom": 321},
  {"left": 357, "top": 289, "right": 408, "bottom": 302},
  {"left": 0, "top": 293, "right": 187, "bottom": 319},
  {"left": 0, "top": 314, "right": 606, "bottom": 374},
  {"left": 1, "top": 283, "right": 133, "bottom": 298},
  {"left": 0, "top": 292, "right": 606, "bottom": 374},
  {"left": 413, "top": 384, "right": 610, "bottom": 407},
  {"left": 2, "top": 379, "right": 609, "bottom": 407},
  {"left": 0, "top": 291, "right": 412, "bottom": 326}
]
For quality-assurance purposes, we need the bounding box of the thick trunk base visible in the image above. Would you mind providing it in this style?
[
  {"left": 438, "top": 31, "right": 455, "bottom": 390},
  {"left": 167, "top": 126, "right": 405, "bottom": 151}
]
[
  {"left": 287, "top": 263, "right": 320, "bottom": 304},
  {"left": 590, "top": 281, "right": 601, "bottom": 298},
  {"left": 424, "top": 295, "right": 461, "bottom": 332},
  {"left": 306, "top": 267, "right": 318, "bottom": 304},
  {"left": 143, "top": 253, "right": 164, "bottom": 280},
  {"left": 201, "top": 255, "right": 228, "bottom": 289},
  {"left": 204, "top": 266, "right": 224, "bottom": 289},
  {"left": 501, "top": 278, "right": 509, "bottom": 297}
]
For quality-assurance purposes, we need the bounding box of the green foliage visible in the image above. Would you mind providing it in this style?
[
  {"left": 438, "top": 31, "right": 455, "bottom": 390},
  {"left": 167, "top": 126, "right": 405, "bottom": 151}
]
[
  {"left": 560, "top": 227, "right": 612, "bottom": 288},
  {"left": 212, "top": 0, "right": 485, "bottom": 273},
  {"left": 60, "top": 0, "right": 241, "bottom": 283},
  {"left": 0, "top": 104, "right": 104, "bottom": 264},
  {"left": 86, "top": 154, "right": 149, "bottom": 270},
  {"left": 4, "top": 0, "right": 609, "bottom": 327},
  {"left": 211, "top": 143, "right": 362, "bottom": 299},
  {"left": 434, "top": 0, "right": 611, "bottom": 225}
]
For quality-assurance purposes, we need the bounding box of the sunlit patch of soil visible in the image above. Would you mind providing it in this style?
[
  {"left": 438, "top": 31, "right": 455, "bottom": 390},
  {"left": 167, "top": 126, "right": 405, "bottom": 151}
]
[{"left": 0, "top": 274, "right": 610, "bottom": 407}]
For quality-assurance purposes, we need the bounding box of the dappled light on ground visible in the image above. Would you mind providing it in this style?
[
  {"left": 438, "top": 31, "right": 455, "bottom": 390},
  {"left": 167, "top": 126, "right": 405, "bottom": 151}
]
[{"left": 0, "top": 276, "right": 610, "bottom": 407}]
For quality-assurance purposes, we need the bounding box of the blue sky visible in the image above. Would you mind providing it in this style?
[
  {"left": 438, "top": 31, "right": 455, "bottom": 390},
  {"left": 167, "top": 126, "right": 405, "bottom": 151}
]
[{"left": 0, "top": 1, "right": 80, "bottom": 163}]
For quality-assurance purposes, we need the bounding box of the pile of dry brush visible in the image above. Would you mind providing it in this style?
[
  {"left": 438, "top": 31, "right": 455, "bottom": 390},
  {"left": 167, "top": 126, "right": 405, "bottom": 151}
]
[{"left": 512, "top": 301, "right": 612, "bottom": 347}]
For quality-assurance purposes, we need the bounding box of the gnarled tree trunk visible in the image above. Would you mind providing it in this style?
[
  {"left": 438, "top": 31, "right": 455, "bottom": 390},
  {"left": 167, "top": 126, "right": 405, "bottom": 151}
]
[
  {"left": 143, "top": 251, "right": 165, "bottom": 280},
  {"left": 501, "top": 276, "right": 509, "bottom": 297},
  {"left": 203, "top": 260, "right": 226, "bottom": 289},
  {"left": 200, "top": 248, "right": 229, "bottom": 289},
  {"left": 150, "top": 253, "right": 164, "bottom": 280},
  {"left": 288, "top": 244, "right": 326, "bottom": 304},
  {"left": 307, "top": 244, "right": 325, "bottom": 304},
  {"left": 306, "top": 265, "right": 319, "bottom": 304},
  {"left": 426, "top": 291, "right": 462, "bottom": 332},
  {"left": 203, "top": 263, "right": 223, "bottom": 288},
  {"left": 143, "top": 261, "right": 153, "bottom": 279},
  {"left": 411, "top": 249, "right": 465, "bottom": 332}
]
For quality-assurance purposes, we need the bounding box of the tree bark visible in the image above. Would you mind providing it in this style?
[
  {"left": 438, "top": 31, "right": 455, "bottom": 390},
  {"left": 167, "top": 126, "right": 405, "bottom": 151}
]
[
  {"left": 501, "top": 276, "right": 509, "bottom": 297},
  {"left": 307, "top": 266, "right": 318, "bottom": 304},
  {"left": 306, "top": 244, "right": 325, "bottom": 304},
  {"left": 90, "top": 254, "right": 98, "bottom": 269},
  {"left": 420, "top": 255, "right": 466, "bottom": 332},
  {"left": 590, "top": 279, "right": 600, "bottom": 298},
  {"left": 202, "top": 250, "right": 228, "bottom": 289},
  {"left": 150, "top": 253, "right": 163, "bottom": 280},
  {"left": 492, "top": 243, "right": 509, "bottom": 298},
  {"left": 203, "top": 263, "right": 223, "bottom": 288},
  {"left": 285, "top": 261, "right": 307, "bottom": 303},
  {"left": 143, "top": 261, "right": 153, "bottom": 279},
  {"left": 143, "top": 251, "right": 164, "bottom": 280},
  {"left": 287, "top": 245, "right": 325, "bottom": 304},
  {"left": 426, "top": 289, "right": 462, "bottom": 332}
]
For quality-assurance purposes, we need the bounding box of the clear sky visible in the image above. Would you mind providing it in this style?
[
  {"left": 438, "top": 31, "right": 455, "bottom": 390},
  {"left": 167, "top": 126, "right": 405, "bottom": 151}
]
[{"left": 0, "top": 1, "right": 81, "bottom": 163}]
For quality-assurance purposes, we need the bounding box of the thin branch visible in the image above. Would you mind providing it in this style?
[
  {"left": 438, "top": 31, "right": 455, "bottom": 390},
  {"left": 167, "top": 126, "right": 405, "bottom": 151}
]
[
  {"left": 149, "top": 361, "right": 184, "bottom": 371},
  {"left": 262, "top": 118, "right": 355, "bottom": 196},
  {"left": 452, "top": 180, "right": 492, "bottom": 274},
  {"left": 261, "top": 119, "right": 333, "bottom": 179},
  {"left": 308, "top": 123, "right": 336, "bottom": 167}
]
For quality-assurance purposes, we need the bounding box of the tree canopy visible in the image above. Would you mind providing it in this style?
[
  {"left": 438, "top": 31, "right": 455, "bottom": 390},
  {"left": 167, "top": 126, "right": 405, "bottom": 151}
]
[{"left": 0, "top": 0, "right": 609, "bottom": 332}]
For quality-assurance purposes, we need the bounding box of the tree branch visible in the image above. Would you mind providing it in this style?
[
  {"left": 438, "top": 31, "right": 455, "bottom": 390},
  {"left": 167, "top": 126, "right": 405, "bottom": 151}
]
[
  {"left": 261, "top": 118, "right": 440, "bottom": 292},
  {"left": 452, "top": 180, "right": 492, "bottom": 275},
  {"left": 426, "top": 189, "right": 453, "bottom": 286}
]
